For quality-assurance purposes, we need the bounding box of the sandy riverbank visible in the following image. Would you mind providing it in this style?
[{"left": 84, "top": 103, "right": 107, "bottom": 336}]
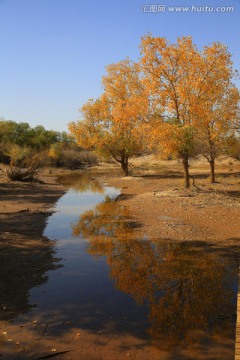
[{"left": 104, "top": 172, "right": 240, "bottom": 247}]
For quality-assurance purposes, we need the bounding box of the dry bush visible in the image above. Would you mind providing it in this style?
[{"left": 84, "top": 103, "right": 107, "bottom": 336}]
[
  {"left": 6, "top": 147, "right": 49, "bottom": 182},
  {"left": 229, "top": 141, "right": 240, "bottom": 161},
  {"left": 6, "top": 165, "right": 37, "bottom": 181},
  {"left": 48, "top": 147, "right": 98, "bottom": 169}
]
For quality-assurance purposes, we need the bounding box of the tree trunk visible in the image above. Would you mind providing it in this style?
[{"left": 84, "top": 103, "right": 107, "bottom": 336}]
[
  {"left": 209, "top": 157, "right": 215, "bottom": 184},
  {"left": 182, "top": 155, "right": 190, "bottom": 188},
  {"left": 111, "top": 152, "right": 129, "bottom": 176},
  {"left": 125, "top": 158, "right": 129, "bottom": 176},
  {"left": 121, "top": 155, "right": 129, "bottom": 176},
  {"left": 208, "top": 128, "right": 216, "bottom": 183}
]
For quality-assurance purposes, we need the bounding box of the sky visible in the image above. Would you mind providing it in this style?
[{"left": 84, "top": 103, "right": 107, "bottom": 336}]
[{"left": 0, "top": 0, "right": 239, "bottom": 132}]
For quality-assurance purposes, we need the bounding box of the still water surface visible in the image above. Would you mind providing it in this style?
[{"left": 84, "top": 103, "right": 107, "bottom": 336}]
[{"left": 20, "top": 173, "right": 238, "bottom": 351}]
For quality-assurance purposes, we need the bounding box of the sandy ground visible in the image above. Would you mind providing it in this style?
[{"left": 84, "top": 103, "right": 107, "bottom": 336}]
[
  {"left": 0, "top": 160, "right": 239, "bottom": 359},
  {"left": 105, "top": 172, "right": 240, "bottom": 246}
]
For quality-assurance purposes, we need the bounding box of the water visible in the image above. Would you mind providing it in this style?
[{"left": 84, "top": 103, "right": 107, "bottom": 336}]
[
  {"left": 9, "top": 173, "right": 239, "bottom": 354},
  {"left": 26, "top": 173, "right": 148, "bottom": 337}
]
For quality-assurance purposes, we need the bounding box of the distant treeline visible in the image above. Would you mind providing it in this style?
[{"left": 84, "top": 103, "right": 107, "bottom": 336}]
[
  {"left": 0, "top": 120, "right": 70, "bottom": 151},
  {"left": 0, "top": 120, "right": 97, "bottom": 173}
]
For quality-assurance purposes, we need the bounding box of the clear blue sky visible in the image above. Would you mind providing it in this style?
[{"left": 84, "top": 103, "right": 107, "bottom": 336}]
[{"left": 0, "top": 0, "right": 239, "bottom": 132}]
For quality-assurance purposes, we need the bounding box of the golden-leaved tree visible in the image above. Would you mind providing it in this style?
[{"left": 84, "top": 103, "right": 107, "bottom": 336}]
[
  {"left": 140, "top": 35, "right": 240, "bottom": 187},
  {"left": 140, "top": 35, "right": 202, "bottom": 187},
  {"left": 68, "top": 59, "right": 149, "bottom": 176},
  {"left": 194, "top": 43, "right": 240, "bottom": 183}
]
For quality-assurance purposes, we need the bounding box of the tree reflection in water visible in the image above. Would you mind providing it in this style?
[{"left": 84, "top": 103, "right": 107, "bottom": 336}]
[
  {"left": 72, "top": 197, "right": 237, "bottom": 349},
  {"left": 57, "top": 172, "right": 104, "bottom": 194}
]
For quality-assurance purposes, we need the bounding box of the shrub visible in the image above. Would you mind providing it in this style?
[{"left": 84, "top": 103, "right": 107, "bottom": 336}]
[
  {"left": 48, "top": 143, "right": 98, "bottom": 169},
  {"left": 6, "top": 146, "right": 49, "bottom": 182},
  {"left": 6, "top": 165, "right": 37, "bottom": 182}
]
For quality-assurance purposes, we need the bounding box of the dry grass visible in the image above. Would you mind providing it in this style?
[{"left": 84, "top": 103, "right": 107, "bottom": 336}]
[{"left": 129, "top": 154, "right": 240, "bottom": 177}]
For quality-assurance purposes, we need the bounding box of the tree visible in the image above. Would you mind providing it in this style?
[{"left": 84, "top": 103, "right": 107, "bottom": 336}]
[
  {"left": 194, "top": 43, "right": 240, "bottom": 183},
  {"left": 140, "top": 35, "right": 240, "bottom": 187},
  {"left": 140, "top": 35, "right": 203, "bottom": 187},
  {"left": 30, "top": 125, "right": 59, "bottom": 150},
  {"left": 68, "top": 59, "right": 149, "bottom": 176}
]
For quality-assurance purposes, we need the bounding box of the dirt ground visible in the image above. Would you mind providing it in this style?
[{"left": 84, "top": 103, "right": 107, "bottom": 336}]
[
  {"left": 0, "top": 158, "right": 239, "bottom": 359},
  {"left": 104, "top": 169, "right": 240, "bottom": 247}
]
